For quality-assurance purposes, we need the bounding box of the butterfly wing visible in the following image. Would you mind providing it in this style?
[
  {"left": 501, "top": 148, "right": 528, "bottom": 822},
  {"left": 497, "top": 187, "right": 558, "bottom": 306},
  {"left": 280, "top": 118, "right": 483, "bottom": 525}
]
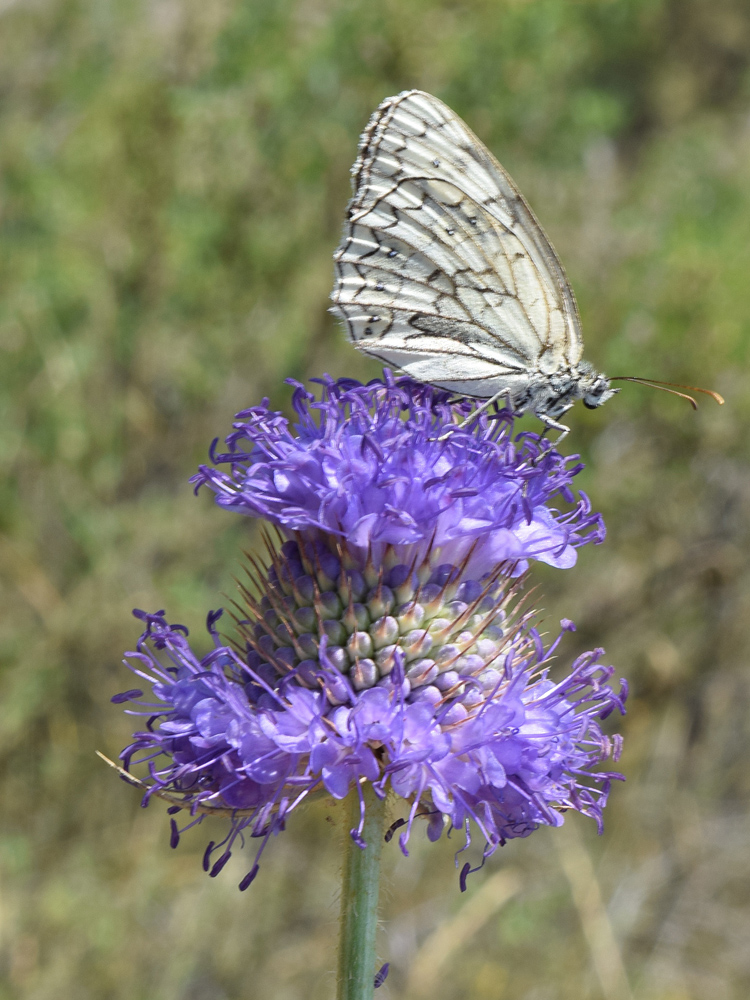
[{"left": 331, "top": 90, "right": 583, "bottom": 397}]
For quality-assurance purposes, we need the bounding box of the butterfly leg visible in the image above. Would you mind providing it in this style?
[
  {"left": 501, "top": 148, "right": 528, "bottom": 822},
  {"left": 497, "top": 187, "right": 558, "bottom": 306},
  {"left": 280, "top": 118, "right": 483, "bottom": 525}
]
[
  {"left": 436, "top": 390, "right": 513, "bottom": 441},
  {"left": 536, "top": 413, "right": 570, "bottom": 444}
]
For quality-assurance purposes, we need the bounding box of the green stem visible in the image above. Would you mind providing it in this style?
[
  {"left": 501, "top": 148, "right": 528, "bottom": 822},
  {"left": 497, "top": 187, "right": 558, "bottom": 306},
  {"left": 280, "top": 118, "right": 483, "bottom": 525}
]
[{"left": 337, "top": 783, "right": 387, "bottom": 1000}]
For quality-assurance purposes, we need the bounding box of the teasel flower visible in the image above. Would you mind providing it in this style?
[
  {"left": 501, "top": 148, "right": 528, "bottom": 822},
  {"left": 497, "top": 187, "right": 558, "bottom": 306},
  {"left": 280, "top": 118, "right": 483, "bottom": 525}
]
[{"left": 114, "top": 374, "right": 626, "bottom": 893}]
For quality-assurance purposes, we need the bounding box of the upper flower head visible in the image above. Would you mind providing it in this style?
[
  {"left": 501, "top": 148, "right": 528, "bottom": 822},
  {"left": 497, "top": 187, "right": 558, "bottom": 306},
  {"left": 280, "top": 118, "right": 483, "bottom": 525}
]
[{"left": 191, "top": 373, "right": 604, "bottom": 578}]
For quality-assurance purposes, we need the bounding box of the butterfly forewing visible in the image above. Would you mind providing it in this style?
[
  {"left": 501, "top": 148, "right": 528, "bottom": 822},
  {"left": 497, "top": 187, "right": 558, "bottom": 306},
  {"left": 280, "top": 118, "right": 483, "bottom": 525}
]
[{"left": 331, "top": 90, "right": 584, "bottom": 396}]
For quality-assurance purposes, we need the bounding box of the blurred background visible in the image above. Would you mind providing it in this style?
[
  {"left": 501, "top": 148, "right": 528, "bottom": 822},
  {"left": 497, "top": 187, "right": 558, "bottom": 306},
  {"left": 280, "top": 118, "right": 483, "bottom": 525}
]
[{"left": 2, "top": 1, "right": 750, "bottom": 998}]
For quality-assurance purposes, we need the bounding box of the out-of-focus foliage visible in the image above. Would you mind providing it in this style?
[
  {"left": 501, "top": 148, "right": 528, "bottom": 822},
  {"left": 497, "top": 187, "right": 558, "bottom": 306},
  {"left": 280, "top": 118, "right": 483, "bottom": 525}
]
[{"left": 2, "top": 1, "right": 750, "bottom": 998}]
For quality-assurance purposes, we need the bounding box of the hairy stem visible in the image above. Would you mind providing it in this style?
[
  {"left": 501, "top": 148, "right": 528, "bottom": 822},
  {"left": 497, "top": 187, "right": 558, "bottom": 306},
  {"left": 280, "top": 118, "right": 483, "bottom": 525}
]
[{"left": 337, "top": 783, "right": 387, "bottom": 1000}]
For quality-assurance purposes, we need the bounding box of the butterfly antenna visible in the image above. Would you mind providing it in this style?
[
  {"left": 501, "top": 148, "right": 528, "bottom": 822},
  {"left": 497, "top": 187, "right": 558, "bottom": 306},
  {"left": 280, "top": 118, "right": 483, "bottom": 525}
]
[{"left": 610, "top": 376, "right": 724, "bottom": 409}]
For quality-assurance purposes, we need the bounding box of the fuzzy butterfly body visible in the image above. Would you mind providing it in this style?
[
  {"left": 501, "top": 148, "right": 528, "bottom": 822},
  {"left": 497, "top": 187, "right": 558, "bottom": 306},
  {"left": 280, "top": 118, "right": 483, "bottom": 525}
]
[{"left": 331, "top": 90, "right": 616, "bottom": 438}]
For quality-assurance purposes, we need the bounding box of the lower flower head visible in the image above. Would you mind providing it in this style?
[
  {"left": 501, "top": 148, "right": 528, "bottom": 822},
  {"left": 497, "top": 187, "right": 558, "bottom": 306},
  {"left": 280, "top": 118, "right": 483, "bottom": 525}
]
[
  {"left": 191, "top": 373, "right": 605, "bottom": 578},
  {"left": 116, "top": 543, "right": 626, "bottom": 890}
]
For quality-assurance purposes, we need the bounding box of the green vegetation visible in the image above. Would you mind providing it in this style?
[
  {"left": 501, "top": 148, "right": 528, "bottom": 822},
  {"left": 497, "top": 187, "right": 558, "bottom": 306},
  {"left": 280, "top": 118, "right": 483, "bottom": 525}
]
[{"left": 2, "top": 1, "right": 750, "bottom": 997}]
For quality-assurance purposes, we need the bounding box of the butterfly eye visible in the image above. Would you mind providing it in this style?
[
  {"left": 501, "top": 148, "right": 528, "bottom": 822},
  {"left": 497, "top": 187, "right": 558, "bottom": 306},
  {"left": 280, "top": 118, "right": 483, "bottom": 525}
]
[{"left": 583, "top": 400, "right": 599, "bottom": 410}]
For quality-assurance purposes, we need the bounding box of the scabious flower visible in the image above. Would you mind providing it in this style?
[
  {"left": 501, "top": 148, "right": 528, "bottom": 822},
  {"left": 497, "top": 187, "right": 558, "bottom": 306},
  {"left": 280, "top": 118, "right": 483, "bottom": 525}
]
[{"left": 115, "top": 373, "right": 626, "bottom": 890}]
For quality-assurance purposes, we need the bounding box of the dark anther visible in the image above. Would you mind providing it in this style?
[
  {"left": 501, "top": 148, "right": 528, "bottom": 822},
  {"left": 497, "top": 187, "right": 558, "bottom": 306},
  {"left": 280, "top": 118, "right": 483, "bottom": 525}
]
[
  {"left": 239, "top": 865, "right": 260, "bottom": 891},
  {"left": 374, "top": 963, "right": 390, "bottom": 988},
  {"left": 384, "top": 818, "right": 407, "bottom": 843},
  {"left": 459, "top": 861, "right": 471, "bottom": 892}
]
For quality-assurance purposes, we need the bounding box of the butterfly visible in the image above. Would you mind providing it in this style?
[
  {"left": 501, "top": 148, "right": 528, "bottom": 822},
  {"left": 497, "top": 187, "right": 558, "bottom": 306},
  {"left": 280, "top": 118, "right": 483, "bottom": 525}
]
[{"left": 331, "top": 90, "right": 722, "bottom": 439}]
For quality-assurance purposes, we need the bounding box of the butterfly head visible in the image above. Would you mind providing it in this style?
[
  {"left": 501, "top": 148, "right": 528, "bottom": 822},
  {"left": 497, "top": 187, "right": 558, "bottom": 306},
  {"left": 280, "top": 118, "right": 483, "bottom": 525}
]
[{"left": 578, "top": 362, "right": 618, "bottom": 410}]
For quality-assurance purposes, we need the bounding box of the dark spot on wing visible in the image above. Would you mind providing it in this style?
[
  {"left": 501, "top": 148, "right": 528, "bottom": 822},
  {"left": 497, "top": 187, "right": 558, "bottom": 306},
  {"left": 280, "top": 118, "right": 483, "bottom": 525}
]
[{"left": 464, "top": 143, "right": 488, "bottom": 167}]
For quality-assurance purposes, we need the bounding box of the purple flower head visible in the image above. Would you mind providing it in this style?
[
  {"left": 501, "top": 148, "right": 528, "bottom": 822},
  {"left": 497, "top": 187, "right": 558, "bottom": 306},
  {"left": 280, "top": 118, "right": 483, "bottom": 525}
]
[
  {"left": 191, "top": 373, "right": 605, "bottom": 579},
  {"left": 114, "top": 372, "right": 625, "bottom": 891},
  {"left": 116, "top": 543, "right": 626, "bottom": 891}
]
